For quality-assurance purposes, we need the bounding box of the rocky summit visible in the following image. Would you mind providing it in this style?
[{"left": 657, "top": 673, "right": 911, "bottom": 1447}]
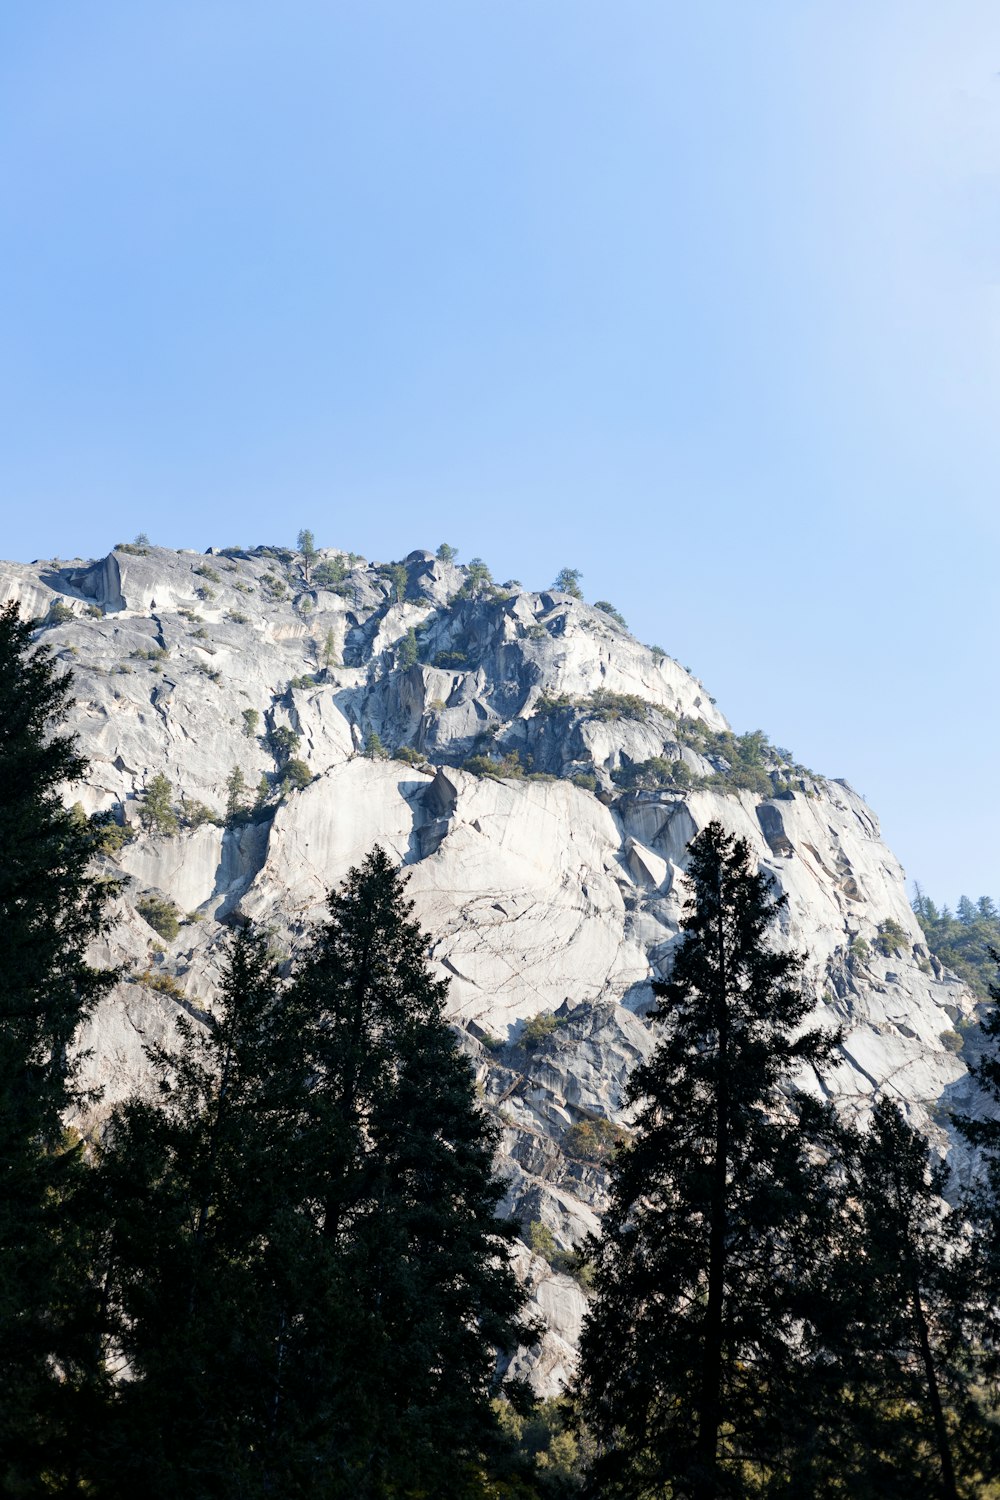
[{"left": 0, "top": 541, "right": 979, "bottom": 1393}]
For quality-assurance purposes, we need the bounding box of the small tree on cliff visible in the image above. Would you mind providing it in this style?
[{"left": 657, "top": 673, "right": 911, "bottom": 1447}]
[
  {"left": 0, "top": 602, "right": 115, "bottom": 1486},
  {"left": 579, "top": 821, "right": 840, "bottom": 1498}
]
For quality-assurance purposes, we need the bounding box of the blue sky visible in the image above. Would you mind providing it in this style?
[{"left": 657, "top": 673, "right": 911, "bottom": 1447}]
[{"left": 2, "top": 2, "right": 998, "bottom": 905}]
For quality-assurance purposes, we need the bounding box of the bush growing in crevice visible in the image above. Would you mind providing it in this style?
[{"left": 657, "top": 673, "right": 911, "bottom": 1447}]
[
  {"left": 136, "top": 894, "right": 182, "bottom": 942},
  {"left": 562, "top": 1115, "right": 629, "bottom": 1164},
  {"left": 519, "top": 1011, "right": 568, "bottom": 1049}
]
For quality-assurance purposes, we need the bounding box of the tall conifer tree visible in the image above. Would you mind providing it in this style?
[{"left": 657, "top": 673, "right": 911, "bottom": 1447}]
[
  {"left": 94, "top": 849, "right": 527, "bottom": 1497},
  {"left": 92, "top": 924, "right": 311, "bottom": 1496},
  {"left": 0, "top": 601, "right": 115, "bottom": 1485},
  {"left": 812, "top": 1100, "right": 984, "bottom": 1498},
  {"left": 286, "top": 846, "right": 529, "bottom": 1496},
  {"left": 578, "top": 821, "right": 840, "bottom": 1498}
]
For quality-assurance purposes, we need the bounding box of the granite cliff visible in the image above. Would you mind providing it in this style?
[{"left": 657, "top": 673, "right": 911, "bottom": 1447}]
[{"left": 0, "top": 541, "right": 979, "bottom": 1393}]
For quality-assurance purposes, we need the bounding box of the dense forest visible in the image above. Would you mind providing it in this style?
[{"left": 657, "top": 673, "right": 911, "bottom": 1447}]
[
  {"left": 913, "top": 887, "right": 1000, "bottom": 999},
  {"left": 3, "top": 596, "right": 1000, "bottom": 1497}
]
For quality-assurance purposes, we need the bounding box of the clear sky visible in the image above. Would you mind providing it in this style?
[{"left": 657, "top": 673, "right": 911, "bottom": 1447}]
[{"left": 2, "top": 2, "right": 998, "bottom": 907}]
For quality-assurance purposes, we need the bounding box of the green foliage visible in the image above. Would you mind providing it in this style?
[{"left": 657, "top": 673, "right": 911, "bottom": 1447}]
[
  {"left": 364, "top": 729, "right": 389, "bottom": 759},
  {"left": 849, "top": 936, "right": 871, "bottom": 966},
  {"left": 571, "top": 772, "right": 597, "bottom": 793},
  {"left": 940, "top": 1028, "right": 965, "bottom": 1054},
  {"left": 283, "top": 757, "right": 313, "bottom": 791},
  {"left": 491, "top": 1395, "right": 591, "bottom": 1496},
  {"left": 397, "top": 626, "right": 419, "bottom": 669},
  {"left": 115, "top": 538, "right": 151, "bottom": 555},
  {"left": 45, "top": 598, "right": 76, "bottom": 625},
  {"left": 287, "top": 673, "right": 317, "bottom": 690},
  {"left": 139, "top": 772, "right": 178, "bottom": 835},
  {"left": 818, "top": 1101, "right": 986, "bottom": 1494},
  {"left": 193, "top": 563, "right": 221, "bottom": 583},
  {"left": 0, "top": 603, "right": 117, "bottom": 1481},
  {"left": 520, "top": 1011, "right": 565, "bottom": 1048},
  {"left": 225, "top": 765, "right": 248, "bottom": 825},
  {"left": 528, "top": 1221, "right": 591, "bottom": 1286},
  {"left": 562, "top": 1115, "right": 628, "bottom": 1164},
  {"left": 261, "top": 571, "right": 287, "bottom": 598},
  {"left": 131, "top": 644, "right": 169, "bottom": 662},
  {"left": 613, "top": 755, "right": 692, "bottom": 792},
  {"left": 454, "top": 557, "right": 496, "bottom": 600},
  {"left": 385, "top": 561, "right": 408, "bottom": 602},
  {"left": 227, "top": 609, "right": 250, "bottom": 624},
  {"left": 552, "top": 567, "right": 583, "bottom": 598},
  {"left": 875, "top": 917, "right": 910, "bottom": 958},
  {"left": 88, "top": 855, "right": 530, "bottom": 1493},
  {"left": 593, "top": 600, "right": 626, "bottom": 628},
  {"left": 436, "top": 542, "right": 458, "bottom": 562},
  {"left": 394, "top": 745, "right": 427, "bottom": 767},
  {"left": 136, "top": 893, "right": 181, "bottom": 942},
  {"left": 241, "top": 707, "right": 260, "bottom": 739},
  {"left": 313, "top": 556, "right": 350, "bottom": 591},
  {"left": 533, "top": 693, "right": 574, "bottom": 716},
  {"left": 269, "top": 725, "right": 301, "bottom": 764},
  {"left": 86, "top": 807, "right": 134, "bottom": 855},
  {"left": 434, "top": 649, "right": 469, "bottom": 668},
  {"left": 321, "top": 626, "right": 339, "bottom": 671},
  {"left": 953, "top": 950, "right": 1000, "bottom": 1452},
  {"left": 464, "top": 750, "right": 526, "bottom": 781},
  {"left": 178, "top": 795, "right": 221, "bottom": 829},
  {"left": 138, "top": 968, "right": 187, "bottom": 1000},
  {"left": 579, "top": 821, "right": 842, "bottom": 1496},
  {"left": 296, "top": 529, "right": 318, "bottom": 580},
  {"left": 912, "top": 886, "right": 1000, "bottom": 997},
  {"left": 584, "top": 689, "right": 650, "bottom": 722}
]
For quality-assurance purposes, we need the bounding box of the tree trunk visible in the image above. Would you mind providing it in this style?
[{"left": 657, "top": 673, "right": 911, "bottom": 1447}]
[{"left": 910, "top": 1273, "right": 958, "bottom": 1500}]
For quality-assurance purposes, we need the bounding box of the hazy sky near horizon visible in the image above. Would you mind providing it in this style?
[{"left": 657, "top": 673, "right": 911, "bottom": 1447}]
[{"left": 2, "top": 3, "right": 999, "bottom": 906}]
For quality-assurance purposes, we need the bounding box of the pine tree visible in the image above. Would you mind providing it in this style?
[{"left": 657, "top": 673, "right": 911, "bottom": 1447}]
[
  {"left": 0, "top": 601, "right": 116, "bottom": 1485},
  {"left": 954, "top": 950, "right": 1000, "bottom": 1427},
  {"left": 139, "top": 771, "right": 177, "bottom": 834},
  {"left": 578, "top": 821, "right": 840, "bottom": 1498},
  {"left": 397, "top": 625, "right": 419, "bottom": 670},
  {"left": 321, "top": 626, "right": 338, "bottom": 675},
  {"left": 285, "top": 847, "right": 529, "bottom": 1495},
  {"left": 818, "top": 1101, "right": 985, "bottom": 1498},
  {"left": 297, "top": 527, "right": 318, "bottom": 582},
  {"left": 225, "top": 763, "right": 247, "bottom": 824},
  {"left": 93, "top": 850, "right": 527, "bottom": 1496},
  {"left": 92, "top": 924, "right": 313, "bottom": 1496}
]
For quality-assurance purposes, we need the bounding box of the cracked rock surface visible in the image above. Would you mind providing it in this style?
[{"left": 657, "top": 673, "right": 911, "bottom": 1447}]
[{"left": 0, "top": 542, "right": 979, "bottom": 1394}]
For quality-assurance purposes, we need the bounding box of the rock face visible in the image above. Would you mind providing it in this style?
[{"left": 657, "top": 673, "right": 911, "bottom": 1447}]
[{"left": 0, "top": 542, "right": 978, "bottom": 1394}]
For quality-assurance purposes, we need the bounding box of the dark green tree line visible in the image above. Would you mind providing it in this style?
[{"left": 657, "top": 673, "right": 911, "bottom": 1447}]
[
  {"left": 88, "top": 849, "right": 528, "bottom": 1498},
  {"left": 0, "top": 601, "right": 117, "bottom": 1489}
]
